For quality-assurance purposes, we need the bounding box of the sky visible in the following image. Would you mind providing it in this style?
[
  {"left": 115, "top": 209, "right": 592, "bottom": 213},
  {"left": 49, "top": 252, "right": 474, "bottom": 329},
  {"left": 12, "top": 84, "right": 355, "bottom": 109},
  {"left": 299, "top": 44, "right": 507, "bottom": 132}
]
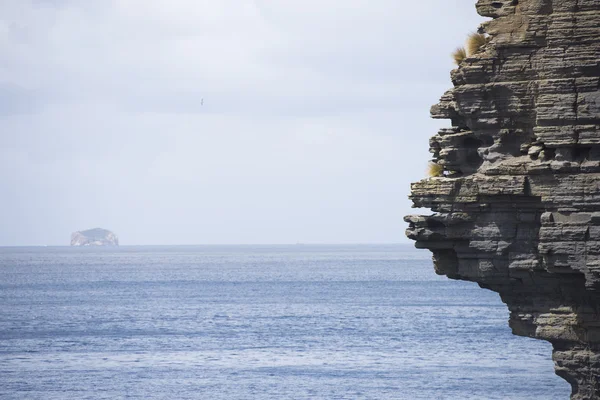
[{"left": 0, "top": 0, "right": 485, "bottom": 246}]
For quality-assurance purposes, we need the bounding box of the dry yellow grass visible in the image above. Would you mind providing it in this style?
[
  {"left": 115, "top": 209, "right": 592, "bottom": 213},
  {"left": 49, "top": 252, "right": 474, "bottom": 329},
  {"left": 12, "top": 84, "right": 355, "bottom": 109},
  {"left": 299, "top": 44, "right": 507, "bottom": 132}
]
[
  {"left": 452, "top": 47, "right": 467, "bottom": 65},
  {"left": 466, "top": 33, "right": 487, "bottom": 56},
  {"left": 427, "top": 162, "right": 444, "bottom": 177}
]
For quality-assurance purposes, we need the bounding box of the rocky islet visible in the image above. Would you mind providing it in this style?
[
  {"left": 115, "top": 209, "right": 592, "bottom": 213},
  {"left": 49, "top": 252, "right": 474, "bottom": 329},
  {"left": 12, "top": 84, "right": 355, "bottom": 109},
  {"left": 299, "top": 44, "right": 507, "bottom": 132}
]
[{"left": 70, "top": 228, "right": 119, "bottom": 246}]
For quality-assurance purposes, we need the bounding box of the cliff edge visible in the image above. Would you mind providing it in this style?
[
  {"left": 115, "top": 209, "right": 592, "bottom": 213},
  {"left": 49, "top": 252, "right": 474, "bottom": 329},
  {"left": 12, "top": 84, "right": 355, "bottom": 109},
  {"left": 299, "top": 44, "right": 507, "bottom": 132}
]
[
  {"left": 405, "top": 1, "right": 600, "bottom": 398},
  {"left": 70, "top": 228, "right": 119, "bottom": 246}
]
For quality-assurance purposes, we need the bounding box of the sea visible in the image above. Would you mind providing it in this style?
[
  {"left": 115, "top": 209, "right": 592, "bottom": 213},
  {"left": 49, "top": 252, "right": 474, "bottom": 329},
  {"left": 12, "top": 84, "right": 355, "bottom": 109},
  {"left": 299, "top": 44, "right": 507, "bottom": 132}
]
[{"left": 0, "top": 244, "right": 571, "bottom": 399}]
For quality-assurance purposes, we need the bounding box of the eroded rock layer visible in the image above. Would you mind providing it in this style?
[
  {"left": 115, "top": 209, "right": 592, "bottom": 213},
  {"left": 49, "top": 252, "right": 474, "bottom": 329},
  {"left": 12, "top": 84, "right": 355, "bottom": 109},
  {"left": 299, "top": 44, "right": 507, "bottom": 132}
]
[{"left": 405, "top": 1, "right": 600, "bottom": 398}]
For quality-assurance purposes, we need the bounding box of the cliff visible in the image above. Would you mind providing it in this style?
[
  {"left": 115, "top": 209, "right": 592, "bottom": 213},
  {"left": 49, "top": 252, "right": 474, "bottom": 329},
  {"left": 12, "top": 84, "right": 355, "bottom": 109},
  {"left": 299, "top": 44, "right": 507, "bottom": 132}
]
[
  {"left": 70, "top": 228, "right": 119, "bottom": 246},
  {"left": 405, "top": 1, "right": 600, "bottom": 399}
]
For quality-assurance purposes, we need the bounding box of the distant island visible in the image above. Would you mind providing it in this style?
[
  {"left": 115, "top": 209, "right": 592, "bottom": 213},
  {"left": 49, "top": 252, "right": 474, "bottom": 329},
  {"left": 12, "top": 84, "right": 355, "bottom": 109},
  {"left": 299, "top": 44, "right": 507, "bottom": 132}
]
[{"left": 70, "top": 228, "right": 119, "bottom": 246}]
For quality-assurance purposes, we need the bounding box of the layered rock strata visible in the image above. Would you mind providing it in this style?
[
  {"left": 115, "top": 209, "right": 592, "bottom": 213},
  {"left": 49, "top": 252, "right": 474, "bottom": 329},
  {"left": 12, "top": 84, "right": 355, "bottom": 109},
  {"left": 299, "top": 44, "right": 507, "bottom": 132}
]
[{"left": 405, "top": 1, "right": 600, "bottom": 399}]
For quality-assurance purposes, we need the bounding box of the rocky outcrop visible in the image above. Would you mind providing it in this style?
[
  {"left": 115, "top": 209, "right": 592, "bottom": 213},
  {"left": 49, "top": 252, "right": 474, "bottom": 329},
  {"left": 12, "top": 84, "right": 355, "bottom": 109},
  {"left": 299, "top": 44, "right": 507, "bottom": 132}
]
[
  {"left": 405, "top": 1, "right": 600, "bottom": 399},
  {"left": 70, "top": 228, "right": 119, "bottom": 246}
]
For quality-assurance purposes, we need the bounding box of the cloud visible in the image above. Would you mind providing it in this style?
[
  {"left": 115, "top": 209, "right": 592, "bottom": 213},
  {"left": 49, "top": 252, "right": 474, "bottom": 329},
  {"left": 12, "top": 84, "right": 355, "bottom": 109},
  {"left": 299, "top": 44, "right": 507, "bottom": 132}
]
[
  {"left": 1, "top": 1, "right": 484, "bottom": 114},
  {"left": 0, "top": 84, "right": 44, "bottom": 115},
  {"left": 0, "top": 1, "right": 485, "bottom": 245}
]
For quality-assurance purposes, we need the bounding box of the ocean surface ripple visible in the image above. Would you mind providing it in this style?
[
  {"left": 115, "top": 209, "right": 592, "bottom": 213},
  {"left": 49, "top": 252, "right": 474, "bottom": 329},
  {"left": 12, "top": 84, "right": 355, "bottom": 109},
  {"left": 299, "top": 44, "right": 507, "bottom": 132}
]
[{"left": 0, "top": 245, "right": 570, "bottom": 399}]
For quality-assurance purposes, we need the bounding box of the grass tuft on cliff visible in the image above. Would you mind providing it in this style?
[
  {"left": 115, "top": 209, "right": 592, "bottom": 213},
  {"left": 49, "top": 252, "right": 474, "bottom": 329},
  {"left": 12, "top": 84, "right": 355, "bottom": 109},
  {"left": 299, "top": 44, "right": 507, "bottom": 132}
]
[
  {"left": 452, "top": 47, "right": 467, "bottom": 65},
  {"left": 427, "top": 162, "right": 444, "bottom": 177},
  {"left": 466, "top": 33, "right": 488, "bottom": 56}
]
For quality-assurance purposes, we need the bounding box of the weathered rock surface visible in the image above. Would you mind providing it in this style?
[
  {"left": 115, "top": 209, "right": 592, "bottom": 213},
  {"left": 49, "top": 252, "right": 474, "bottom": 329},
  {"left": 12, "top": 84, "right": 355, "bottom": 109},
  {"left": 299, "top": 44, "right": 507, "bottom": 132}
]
[
  {"left": 405, "top": 1, "right": 600, "bottom": 399},
  {"left": 70, "top": 228, "right": 119, "bottom": 246}
]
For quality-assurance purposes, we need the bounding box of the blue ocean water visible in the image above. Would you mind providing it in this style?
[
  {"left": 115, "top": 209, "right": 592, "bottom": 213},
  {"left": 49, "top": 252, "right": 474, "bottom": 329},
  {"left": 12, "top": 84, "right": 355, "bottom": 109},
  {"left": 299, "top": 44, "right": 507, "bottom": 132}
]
[{"left": 0, "top": 245, "right": 570, "bottom": 399}]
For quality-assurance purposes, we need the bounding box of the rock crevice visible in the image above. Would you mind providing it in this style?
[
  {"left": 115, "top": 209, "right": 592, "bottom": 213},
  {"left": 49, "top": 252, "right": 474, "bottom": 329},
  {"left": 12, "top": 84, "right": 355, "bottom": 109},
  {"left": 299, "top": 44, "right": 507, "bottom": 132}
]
[{"left": 406, "top": 1, "right": 600, "bottom": 398}]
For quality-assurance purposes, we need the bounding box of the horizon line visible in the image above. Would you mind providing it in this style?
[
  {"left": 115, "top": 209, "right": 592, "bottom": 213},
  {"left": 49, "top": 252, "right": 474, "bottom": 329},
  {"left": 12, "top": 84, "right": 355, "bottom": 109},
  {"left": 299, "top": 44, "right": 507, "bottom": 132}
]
[{"left": 0, "top": 242, "right": 415, "bottom": 248}]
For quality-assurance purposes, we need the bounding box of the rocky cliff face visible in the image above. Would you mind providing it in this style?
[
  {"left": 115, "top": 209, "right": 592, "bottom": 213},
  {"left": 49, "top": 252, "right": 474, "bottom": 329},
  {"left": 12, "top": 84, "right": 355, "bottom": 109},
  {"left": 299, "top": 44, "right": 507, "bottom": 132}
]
[
  {"left": 70, "top": 228, "right": 119, "bottom": 246},
  {"left": 405, "top": 1, "right": 600, "bottom": 398}
]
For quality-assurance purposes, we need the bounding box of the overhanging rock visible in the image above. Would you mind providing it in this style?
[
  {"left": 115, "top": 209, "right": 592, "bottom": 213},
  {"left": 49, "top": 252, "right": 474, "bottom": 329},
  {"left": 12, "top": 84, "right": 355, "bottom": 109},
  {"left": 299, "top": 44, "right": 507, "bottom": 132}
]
[{"left": 405, "top": 1, "right": 600, "bottom": 399}]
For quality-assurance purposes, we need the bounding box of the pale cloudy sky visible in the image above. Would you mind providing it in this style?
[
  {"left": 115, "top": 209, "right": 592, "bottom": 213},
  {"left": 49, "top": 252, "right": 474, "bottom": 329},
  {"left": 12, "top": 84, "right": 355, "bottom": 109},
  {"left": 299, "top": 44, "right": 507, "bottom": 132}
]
[{"left": 0, "top": 1, "right": 484, "bottom": 245}]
